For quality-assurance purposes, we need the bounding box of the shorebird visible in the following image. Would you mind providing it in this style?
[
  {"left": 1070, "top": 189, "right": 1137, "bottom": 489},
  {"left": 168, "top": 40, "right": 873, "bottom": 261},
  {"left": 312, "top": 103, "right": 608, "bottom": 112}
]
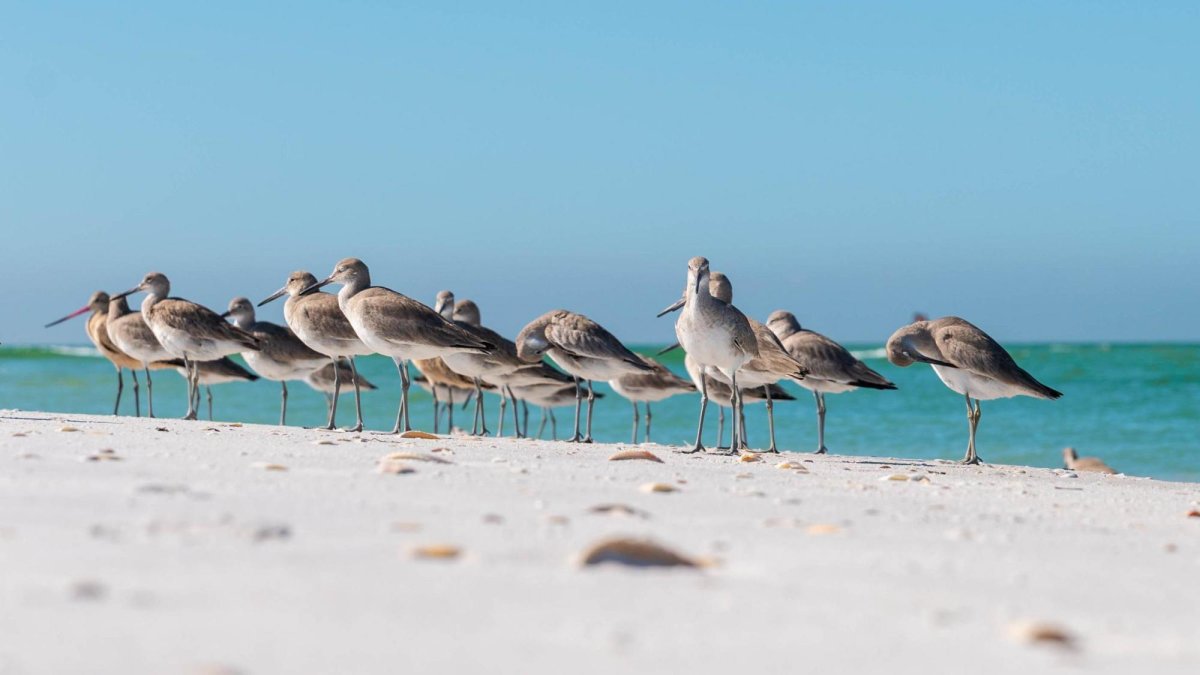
[
  {"left": 1063, "top": 447, "right": 1116, "bottom": 474},
  {"left": 177, "top": 356, "right": 259, "bottom": 421},
  {"left": 412, "top": 290, "right": 480, "bottom": 434},
  {"left": 305, "top": 360, "right": 378, "bottom": 426},
  {"left": 105, "top": 294, "right": 183, "bottom": 417},
  {"left": 516, "top": 309, "right": 652, "bottom": 443},
  {"left": 113, "top": 273, "right": 259, "bottom": 421},
  {"left": 223, "top": 297, "right": 328, "bottom": 425},
  {"left": 886, "top": 316, "right": 1062, "bottom": 464},
  {"left": 666, "top": 258, "right": 760, "bottom": 454},
  {"left": 304, "top": 259, "right": 493, "bottom": 434},
  {"left": 259, "top": 271, "right": 373, "bottom": 431},
  {"left": 446, "top": 298, "right": 545, "bottom": 437},
  {"left": 609, "top": 354, "right": 695, "bottom": 444},
  {"left": 768, "top": 310, "right": 896, "bottom": 454},
  {"left": 46, "top": 291, "right": 148, "bottom": 416}
]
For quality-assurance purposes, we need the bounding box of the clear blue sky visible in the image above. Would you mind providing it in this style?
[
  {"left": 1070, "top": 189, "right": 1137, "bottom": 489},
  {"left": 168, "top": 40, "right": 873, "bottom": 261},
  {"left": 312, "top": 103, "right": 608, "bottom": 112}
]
[{"left": 4, "top": 1, "right": 1197, "bottom": 345}]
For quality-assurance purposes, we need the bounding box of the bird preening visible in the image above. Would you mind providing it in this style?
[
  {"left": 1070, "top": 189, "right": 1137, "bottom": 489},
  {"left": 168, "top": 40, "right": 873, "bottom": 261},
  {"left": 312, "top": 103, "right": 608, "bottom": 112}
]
[{"left": 42, "top": 256, "right": 1062, "bottom": 464}]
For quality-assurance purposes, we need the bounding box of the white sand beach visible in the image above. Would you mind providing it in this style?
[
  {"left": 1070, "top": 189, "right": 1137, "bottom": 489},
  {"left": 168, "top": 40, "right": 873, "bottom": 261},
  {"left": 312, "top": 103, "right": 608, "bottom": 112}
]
[{"left": 1, "top": 411, "right": 1197, "bottom": 674}]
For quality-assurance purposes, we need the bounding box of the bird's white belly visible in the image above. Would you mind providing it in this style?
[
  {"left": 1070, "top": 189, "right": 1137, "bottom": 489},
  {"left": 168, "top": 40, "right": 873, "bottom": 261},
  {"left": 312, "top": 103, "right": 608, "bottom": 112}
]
[
  {"left": 442, "top": 352, "right": 494, "bottom": 379},
  {"left": 548, "top": 351, "right": 625, "bottom": 381},
  {"left": 931, "top": 365, "right": 1023, "bottom": 400},
  {"left": 795, "top": 378, "right": 857, "bottom": 395},
  {"left": 292, "top": 327, "right": 369, "bottom": 359},
  {"left": 676, "top": 316, "right": 746, "bottom": 373},
  {"left": 244, "top": 351, "right": 316, "bottom": 382}
]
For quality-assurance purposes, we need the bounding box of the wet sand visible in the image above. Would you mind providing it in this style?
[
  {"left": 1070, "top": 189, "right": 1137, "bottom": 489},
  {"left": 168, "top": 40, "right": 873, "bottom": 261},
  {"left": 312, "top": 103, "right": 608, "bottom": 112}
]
[{"left": 1, "top": 411, "right": 1198, "bottom": 674}]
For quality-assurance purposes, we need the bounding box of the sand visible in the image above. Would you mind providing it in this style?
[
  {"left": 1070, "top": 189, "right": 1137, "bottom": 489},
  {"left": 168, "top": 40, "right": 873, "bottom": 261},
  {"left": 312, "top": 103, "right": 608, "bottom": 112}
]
[{"left": 1, "top": 411, "right": 1198, "bottom": 674}]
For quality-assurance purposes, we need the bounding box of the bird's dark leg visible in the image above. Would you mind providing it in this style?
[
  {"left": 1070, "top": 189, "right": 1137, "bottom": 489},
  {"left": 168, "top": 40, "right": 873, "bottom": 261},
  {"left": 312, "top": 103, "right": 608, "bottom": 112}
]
[
  {"left": 716, "top": 406, "right": 727, "bottom": 450},
  {"left": 324, "top": 357, "right": 340, "bottom": 430},
  {"left": 630, "top": 401, "right": 640, "bottom": 444},
  {"left": 399, "top": 359, "right": 412, "bottom": 433},
  {"left": 721, "top": 372, "right": 741, "bottom": 456},
  {"left": 206, "top": 386, "right": 213, "bottom": 421},
  {"left": 520, "top": 399, "right": 529, "bottom": 438},
  {"left": 113, "top": 367, "right": 124, "bottom": 416},
  {"left": 144, "top": 365, "right": 156, "bottom": 418},
  {"left": 131, "top": 369, "right": 141, "bottom": 417},
  {"left": 181, "top": 356, "right": 197, "bottom": 421},
  {"left": 509, "top": 386, "right": 522, "bottom": 438},
  {"left": 645, "top": 402, "right": 653, "bottom": 443},
  {"left": 961, "top": 396, "right": 983, "bottom": 465},
  {"left": 815, "top": 391, "right": 828, "bottom": 454},
  {"left": 567, "top": 376, "right": 583, "bottom": 442},
  {"left": 549, "top": 409, "right": 558, "bottom": 440},
  {"left": 388, "top": 358, "right": 405, "bottom": 434},
  {"left": 535, "top": 407, "right": 547, "bottom": 439},
  {"left": 582, "top": 380, "right": 595, "bottom": 443},
  {"left": 280, "top": 381, "right": 288, "bottom": 426},
  {"left": 447, "top": 388, "right": 455, "bottom": 433},
  {"left": 749, "top": 385, "right": 780, "bottom": 454},
  {"left": 348, "top": 356, "right": 365, "bottom": 432},
  {"left": 498, "top": 385, "right": 508, "bottom": 437},
  {"left": 680, "top": 375, "right": 708, "bottom": 454},
  {"left": 431, "top": 386, "right": 440, "bottom": 435}
]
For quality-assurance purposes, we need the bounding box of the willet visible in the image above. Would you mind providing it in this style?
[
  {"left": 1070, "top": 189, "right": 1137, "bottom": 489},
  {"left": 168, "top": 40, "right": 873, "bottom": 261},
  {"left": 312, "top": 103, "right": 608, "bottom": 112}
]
[
  {"left": 223, "top": 297, "right": 328, "bottom": 425},
  {"left": 112, "top": 273, "right": 259, "bottom": 421},
  {"left": 516, "top": 309, "right": 651, "bottom": 443},
  {"left": 176, "top": 356, "right": 259, "bottom": 421},
  {"left": 609, "top": 354, "right": 695, "bottom": 444},
  {"left": 1063, "top": 447, "right": 1116, "bottom": 474},
  {"left": 304, "top": 259, "right": 493, "bottom": 434},
  {"left": 446, "top": 298, "right": 543, "bottom": 437},
  {"left": 886, "top": 316, "right": 1062, "bottom": 464},
  {"left": 259, "top": 271, "right": 373, "bottom": 431},
  {"left": 767, "top": 310, "right": 896, "bottom": 454},
  {"left": 105, "top": 294, "right": 183, "bottom": 417},
  {"left": 659, "top": 271, "right": 806, "bottom": 451},
  {"left": 669, "top": 258, "right": 759, "bottom": 454},
  {"left": 305, "top": 360, "right": 378, "bottom": 426},
  {"left": 412, "top": 291, "right": 479, "bottom": 434},
  {"left": 46, "top": 291, "right": 147, "bottom": 416}
]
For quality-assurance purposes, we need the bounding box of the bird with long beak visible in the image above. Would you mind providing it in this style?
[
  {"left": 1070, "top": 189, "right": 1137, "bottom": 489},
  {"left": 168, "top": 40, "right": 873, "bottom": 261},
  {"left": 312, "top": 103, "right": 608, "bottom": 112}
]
[
  {"left": 657, "top": 270, "right": 805, "bottom": 453},
  {"left": 111, "top": 273, "right": 259, "bottom": 421},
  {"left": 885, "top": 316, "right": 1062, "bottom": 464},
  {"left": 515, "top": 309, "right": 651, "bottom": 443},
  {"left": 259, "top": 270, "right": 373, "bottom": 431},
  {"left": 302, "top": 258, "right": 494, "bottom": 434},
  {"left": 45, "top": 291, "right": 150, "bottom": 416},
  {"left": 222, "top": 297, "right": 328, "bottom": 425}
]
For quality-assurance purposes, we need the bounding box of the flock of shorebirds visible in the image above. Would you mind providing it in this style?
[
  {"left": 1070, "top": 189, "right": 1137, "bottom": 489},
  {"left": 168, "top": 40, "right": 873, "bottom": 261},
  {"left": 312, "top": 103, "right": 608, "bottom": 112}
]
[{"left": 46, "top": 256, "right": 1064, "bottom": 464}]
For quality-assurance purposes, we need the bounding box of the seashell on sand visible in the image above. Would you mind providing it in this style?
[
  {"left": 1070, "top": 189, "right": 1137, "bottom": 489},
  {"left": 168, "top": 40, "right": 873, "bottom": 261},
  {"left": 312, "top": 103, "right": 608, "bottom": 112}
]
[
  {"left": 608, "top": 449, "right": 664, "bottom": 463},
  {"left": 578, "top": 537, "right": 699, "bottom": 568},
  {"left": 806, "top": 524, "right": 841, "bottom": 535},
  {"left": 400, "top": 430, "right": 440, "bottom": 440},
  {"left": 640, "top": 482, "right": 678, "bottom": 494},
  {"left": 738, "top": 453, "right": 761, "bottom": 463},
  {"left": 383, "top": 451, "right": 453, "bottom": 464},
  {"left": 252, "top": 462, "right": 288, "bottom": 471},
  {"left": 1007, "top": 620, "right": 1077, "bottom": 648},
  {"left": 776, "top": 461, "right": 809, "bottom": 472},
  {"left": 411, "top": 544, "right": 461, "bottom": 560},
  {"left": 378, "top": 460, "right": 416, "bottom": 475},
  {"left": 588, "top": 503, "right": 650, "bottom": 519}
]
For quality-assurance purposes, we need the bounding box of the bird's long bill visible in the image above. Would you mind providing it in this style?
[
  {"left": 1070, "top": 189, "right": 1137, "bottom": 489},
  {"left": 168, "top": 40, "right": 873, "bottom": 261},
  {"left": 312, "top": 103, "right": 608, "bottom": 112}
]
[
  {"left": 109, "top": 286, "right": 141, "bottom": 301},
  {"left": 257, "top": 287, "right": 288, "bottom": 307},
  {"left": 655, "top": 297, "right": 685, "bottom": 318},
  {"left": 44, "top": 305, "right": 90, "bottom": 328},
  {"left": 299, "top": 276, "right": 334, "bottom": 295},
  {"left": 656, "top": 342, "right": 681, "bottom": 356},
  {"left": 218, "top": 310, "right": 232, "bottom": 319},
  {"left": 908, "top": 351, "right": 957, "bottom": 368}
]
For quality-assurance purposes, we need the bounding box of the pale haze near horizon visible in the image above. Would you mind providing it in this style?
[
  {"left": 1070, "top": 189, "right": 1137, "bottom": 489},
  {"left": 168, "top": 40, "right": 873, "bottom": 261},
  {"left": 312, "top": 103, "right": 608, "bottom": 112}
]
[{"left": 2, "top": 2, "right": 1197, "bottom": 346}]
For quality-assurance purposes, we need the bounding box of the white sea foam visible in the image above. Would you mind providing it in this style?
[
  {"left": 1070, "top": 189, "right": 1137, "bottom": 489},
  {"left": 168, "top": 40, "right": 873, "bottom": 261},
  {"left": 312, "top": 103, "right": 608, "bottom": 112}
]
[
  {"left": 850, "top": 347, "right": 887, "bottom": 360},
  {"left": 46, "top": 345, "right": 101, "bottom": 358}
]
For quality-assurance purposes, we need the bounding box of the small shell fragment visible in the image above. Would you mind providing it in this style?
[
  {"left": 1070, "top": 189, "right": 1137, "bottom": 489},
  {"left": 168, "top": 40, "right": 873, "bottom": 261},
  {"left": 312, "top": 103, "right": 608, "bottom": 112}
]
[
  {"left": 588, "top": 503, "right": 650, "bottom": 519},
  {"left": 640, "top": 482, "right": 678, "bottom": 494},
  {"left": 608, "top": 449, "right": 664, "bottom": 463},
  {"left": 738, "top": 453, "right": 761, "bottom": 463},
  {"left": 1187, "top": 510, "right": 1200, "bottom": 518},
  {"left": 881, "top": 474, "right": 910, "bottom": 482},
  {"left": 400, "top": 430, "right": 440, "bottom": 440},
  {"left": 252, "top": 462, "right": 288, "bottom": 471},
  {"left": 313, "top": 440, "right": 336, "bottom": 446},
  {"left": 383, "top": 451, "right": 453, "bottom": 464},
  {"left": 806, "top": 524, "right": 841, "bottom": 535},
  {"left": 411, "top": 544, "right": 461, "bottom": 560},
  {"left": 59, "top": 426, "right": 80, "bottom": 433},
  {"left": 578, "top": 537, "right": 698, "bottom": 568},
  {"left": 1007, "top": 620, "right": 1076, "bottom": 648},
  {"left": 776, "top": 461, "right": 809, "bottom": 472},
  {"left": 377, "top": 460, "right": 416, "bottom": 475}
]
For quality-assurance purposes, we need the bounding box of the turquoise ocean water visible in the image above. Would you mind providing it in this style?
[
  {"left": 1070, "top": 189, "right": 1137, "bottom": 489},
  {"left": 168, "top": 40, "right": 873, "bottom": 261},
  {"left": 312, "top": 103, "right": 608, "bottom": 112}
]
[{"left": 1, "top": 343, "right": 1196, "bottom": 482}]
